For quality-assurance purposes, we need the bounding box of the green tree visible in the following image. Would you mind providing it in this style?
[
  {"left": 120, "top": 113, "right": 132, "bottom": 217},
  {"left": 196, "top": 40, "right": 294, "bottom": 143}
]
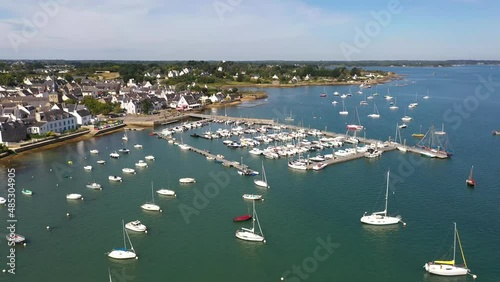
[
  {"left": 140, "top": 99, "right": 153, "bottom": 114},
  {"left": 64, "top": 74, "right": 74, "bottom": 82}
]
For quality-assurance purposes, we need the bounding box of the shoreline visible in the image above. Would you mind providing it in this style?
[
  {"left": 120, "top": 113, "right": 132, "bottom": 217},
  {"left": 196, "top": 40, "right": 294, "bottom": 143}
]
[
  {"left": 0, "top": 126, "right": 126, "bottom": 162},
  {"left": 0, "top": 73, "right": 400, "bottom": 161},
  {"left": 219, "top": 72, "right": 402, "bottom": 89}
]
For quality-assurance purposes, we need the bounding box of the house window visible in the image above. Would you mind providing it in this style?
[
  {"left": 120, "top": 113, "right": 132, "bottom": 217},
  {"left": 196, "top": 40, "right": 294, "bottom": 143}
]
[{"left": 64, "top": 121, "right": 66, "bottom": 125}]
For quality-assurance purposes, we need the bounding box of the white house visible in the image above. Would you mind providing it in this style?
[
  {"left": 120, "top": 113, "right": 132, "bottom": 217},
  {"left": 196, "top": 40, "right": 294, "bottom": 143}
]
[
  {"left": 272, "top": 74, "right": 279, "bottom": 80},
  {"left": 71, "top": 109, "right": 92, "bottom": 125},
  {"left": 35, "top": 109, "right": 77, "bottom": 134},
  {"left": 122, "top": 100, "right": 139, "bottom": 114}
]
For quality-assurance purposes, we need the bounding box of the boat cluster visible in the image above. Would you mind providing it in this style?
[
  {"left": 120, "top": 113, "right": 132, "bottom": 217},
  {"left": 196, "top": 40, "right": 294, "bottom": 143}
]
[{"left": 160, "top": 121, "right": 208, "bottom": 135}]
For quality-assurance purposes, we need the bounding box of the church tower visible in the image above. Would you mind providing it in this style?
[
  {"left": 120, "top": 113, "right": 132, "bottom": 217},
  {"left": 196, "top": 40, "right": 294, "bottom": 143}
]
[{"left": 48, "top": 77, "right": 62, "bottom": 104}]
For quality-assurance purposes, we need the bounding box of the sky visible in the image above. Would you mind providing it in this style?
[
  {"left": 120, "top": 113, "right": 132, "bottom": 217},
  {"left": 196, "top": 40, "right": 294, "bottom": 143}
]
[{"left": 0, "top": 0, "right": 498, "bottom": 61}]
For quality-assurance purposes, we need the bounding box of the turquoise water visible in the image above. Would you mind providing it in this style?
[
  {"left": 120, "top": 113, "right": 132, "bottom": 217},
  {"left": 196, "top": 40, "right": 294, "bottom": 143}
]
[{"left": 1, "top": 66, "right": 499, "bottom": 281}]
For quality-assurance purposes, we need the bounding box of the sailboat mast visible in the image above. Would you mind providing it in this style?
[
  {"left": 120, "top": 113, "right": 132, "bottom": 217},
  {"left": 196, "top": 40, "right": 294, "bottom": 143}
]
[
  {"left": 252, "top": 200, "right": 256, "bottom": 231},
  {"left": 384, "top": 170, "right": 390, "bottom": 215},
  {"left": 453, "top": 222, "right": 457, "bottom": 265},
  {"left": 122, "top": 220, "right": 126, "bottom": 249},
  {"left": 151, "top": 181, "right": 154, "bottom": 204},
  {"left": 469, "top": 166, "right": 474, "bottom": 180}
]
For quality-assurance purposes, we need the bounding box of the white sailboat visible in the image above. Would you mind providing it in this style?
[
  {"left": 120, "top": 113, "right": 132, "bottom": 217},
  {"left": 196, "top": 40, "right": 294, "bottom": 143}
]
[
  {"left": 339, "top": 100, "right": 349, "bottom": 116},
  {"left": 401, "top": 108, "right": 412, "bottom": 122},
  {"left": 108, "top": 220, "right": 138, "bottom": 260},
  {"left": 360, "top": 170, "right": 405, "bottom": 226},
  {"left": 435, "top": 123, "right": 446, "bottom": 135},
  {"left": 367, "top": 103, "right": 380, "bottom": 119},
  {"left": 424, "top": 222, "right": 476, "bottom": 278},
  {"left": 389, "top": 97, "right": 399, "bottom": 110},
  {"left": 254, "top": 162, "right": 270, "bottom": 188},
  {"left": 285, "top": 110, "right": 294, "bottom": 122},
  {"left": 122, "top": 131, "right": 128, "bottom": 141},
  {"left": 423, "top": 90, "right": 430, "bottom": 100},
  {"left": 141, "top": 182, "right": 162, "bottom": 212},
  {"left": 408, "top": 92, "right": 419, "bottom": 108},
  {"left": 235, "top": 200, "right": 266, "bottom": 242}
]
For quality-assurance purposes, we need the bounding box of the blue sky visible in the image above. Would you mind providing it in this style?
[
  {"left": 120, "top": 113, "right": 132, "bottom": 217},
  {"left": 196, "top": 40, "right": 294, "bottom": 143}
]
[{"left": 0, "top": 0, "right": 498, "bottom": 60}]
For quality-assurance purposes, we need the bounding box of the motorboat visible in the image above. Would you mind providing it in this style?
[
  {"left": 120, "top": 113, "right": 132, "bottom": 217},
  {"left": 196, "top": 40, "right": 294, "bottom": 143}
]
[
  {"left": 22, "top": 189, "right": 33, "bottom": 196},
  {"left": 135, "top": 160, "right": 148, "bottom": 168},
  {"left": 90, "top": 149, "right": 99, "bottom": 154},
  {"left": 144, "top": 155, "right": 155, "bottom": 161},
  {"left": 109, "top": 175, "right": 122, "bottom": 182},
  {"left": 97, "top": 160, "right": 106, "bottom": 164},
  {"left": 86, "top": 182, "right": 102, "bottom": 190},
  {"left": 156, "top": 188, "right": 176, "bottom": 197},
  {"left": 6, "top": 233, "right": 26, "bottom": 244},
  {"left": 0, "top": 197, "right": 5, "bottom": 204},
  {"left": 119, "top": 148, "right": 130, "bottom": 154},
  {"left": 84, "top": 165, "right": 92, "bottom": 171},
  {"left": 122, "top": 168, "right": 136, "bottom": 174},
  {"left": 179, "top": 178, "right": 196, "bottom": 184},
  {"left": 110, "top": 152, "right": 120, "bottom": 158},
  {"left": 134, "top": 144, "right": 143, "bottom": 148},
  {"left": 364, "top": 148, "right": 382, "bottom": 158},
  {"left": 66, "top": 193, "right": 83, "bottom": 200},
  {"left": 243, "top": 194, "right": 263, "bottom": 200},
  {"left": 125, "top": 220, "right": 147, "bottom": 233},
  {"left": 312, "top": 163, "right": 327, "bottom": 170},
  {"left": 309, "top": 155, "right": 325, "bottom": 162}
]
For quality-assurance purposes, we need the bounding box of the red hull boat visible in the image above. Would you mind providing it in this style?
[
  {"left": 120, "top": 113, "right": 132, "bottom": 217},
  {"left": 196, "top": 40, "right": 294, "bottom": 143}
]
[
  {"left": 466, "top": 165, "right": 475, "bottom": 187},
  {"left": 233, "top": 214, "right": 252, "bottom": 222}
]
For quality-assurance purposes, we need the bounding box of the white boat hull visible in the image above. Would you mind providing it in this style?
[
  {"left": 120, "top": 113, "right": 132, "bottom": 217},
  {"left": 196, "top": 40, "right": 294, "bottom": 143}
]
[
  {"left": 141, "top": 203, "right": 161, "bottom": 211},
  {"left": 242, "top": 194, "right": 262, "bottom": 200},
  {"left": 109, "top": 176, "right": 122, "bottom": 182},
  {"left": 122, "top": 168, "right": 136, "bottom": 174},
  {"left": 108, "top": 249, "right": 136, "bottom": 260},
  {"left": 66, "top": 194, "right": 82, "bottom": 200},
  {"left": 125, "top": 221, "right": 147, "bottom": 232},
  {"left": 360, "top": 214, "right": 401, "bottom": 225},
  {"left": 156, "top": 189, "right": 176, "bottom": 196},
  {"left": 235, "top": 230, "right": 265, "bottom": 242},
  {"left": 86, "top": 183, "right": 102, "bottom": 190},
  {"left": 179, "top": 178, "right": 196, "bottom": 183},
  {"left": 254, "top": 180, "right": 269, "bottom": 188},
  {"left": 424, "top": 263, "right": 468, "bottom": 276}
]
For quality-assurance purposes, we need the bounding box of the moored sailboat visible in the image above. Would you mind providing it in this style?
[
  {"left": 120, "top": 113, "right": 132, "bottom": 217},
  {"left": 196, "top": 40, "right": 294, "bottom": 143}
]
[
  {"left": 108, "top": 220, "right": 138, "bottom": 260},
  {"left": 360, "top": 170, "right": 405, "bottom": 226},
  {"left": 235, "top": 200, "right": 266, "bottom": 242},
  {"left": 254, "top": 162, "right": 270, "bottom": 188},
  {"left": 423, "top": 222, "right": 476, "bottom": 278},
  {"left": 141, "top": 182, "right": 162, "bottom": 212},
  {"left": 466, "top": 166, "right": 475, "bottom": 187}
]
